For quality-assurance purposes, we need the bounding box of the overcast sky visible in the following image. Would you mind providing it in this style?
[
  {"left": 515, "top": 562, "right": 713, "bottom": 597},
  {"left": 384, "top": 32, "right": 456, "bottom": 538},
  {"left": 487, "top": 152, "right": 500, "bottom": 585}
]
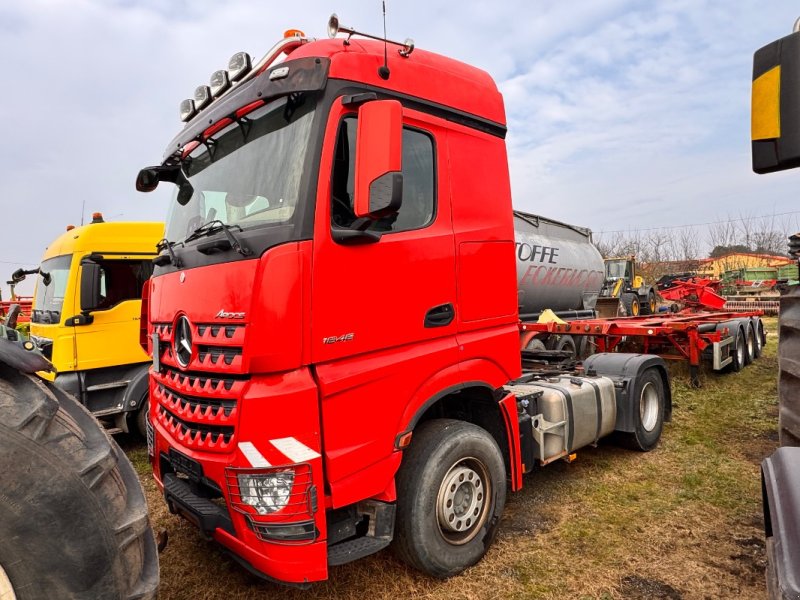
[{"left": 2, "top": 1, "right": 799, "bottom": 296}]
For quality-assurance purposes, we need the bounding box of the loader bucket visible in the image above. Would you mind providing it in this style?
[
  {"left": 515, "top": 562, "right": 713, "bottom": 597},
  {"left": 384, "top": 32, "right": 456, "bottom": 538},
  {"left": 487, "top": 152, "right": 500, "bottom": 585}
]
[{"left": 595, "top": 298, "right": 622, "bottom": 318}]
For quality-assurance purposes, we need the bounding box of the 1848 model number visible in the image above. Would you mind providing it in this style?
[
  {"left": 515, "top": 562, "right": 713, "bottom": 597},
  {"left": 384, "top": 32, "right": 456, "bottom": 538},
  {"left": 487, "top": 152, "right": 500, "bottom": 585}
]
[{"left": 322, "top": 333, "right": 355, "bottom": 344}]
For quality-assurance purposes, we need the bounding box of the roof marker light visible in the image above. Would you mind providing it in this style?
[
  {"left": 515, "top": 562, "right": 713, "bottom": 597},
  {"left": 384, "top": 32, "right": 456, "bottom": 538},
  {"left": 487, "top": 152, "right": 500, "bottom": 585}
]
[
  {"left": 284, "top": 29, "right": 305, "bottom": 38},
  {"left": 210, "top": 69, "right": 231, "bottom": 97},
  {"left": 180, "top": 98, "right": 196, "bottom": 122},
  {"left": 228, "top": 52, "right": 252, "bottom": 82},
  {"left": 194, "top": 85, "right": 212, "bottom": 110}
]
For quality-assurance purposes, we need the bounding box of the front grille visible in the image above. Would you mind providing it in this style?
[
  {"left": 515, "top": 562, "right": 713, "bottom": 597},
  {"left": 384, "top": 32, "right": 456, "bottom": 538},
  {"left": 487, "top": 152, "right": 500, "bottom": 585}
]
[
  {"left": 157, "top": 383, "right": 236, "bottom": 418},
  {"left": 151, "top": 320, "right": 247, "bottom": 451},
  {"left": 157, "top": 404, "right": 234, "bottom": 447},
  {"left": 197, "top": 345, "right": 242, "bottom": 366}
]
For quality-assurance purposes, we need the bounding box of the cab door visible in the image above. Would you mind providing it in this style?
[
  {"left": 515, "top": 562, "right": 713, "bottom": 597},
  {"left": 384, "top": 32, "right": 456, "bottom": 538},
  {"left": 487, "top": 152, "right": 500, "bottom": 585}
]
[
  {"left": 310, "top": 99, "right": 459, "bottom": 498},
  {"left": 73, "top": 254, "right": 154, "bottom": 371}
]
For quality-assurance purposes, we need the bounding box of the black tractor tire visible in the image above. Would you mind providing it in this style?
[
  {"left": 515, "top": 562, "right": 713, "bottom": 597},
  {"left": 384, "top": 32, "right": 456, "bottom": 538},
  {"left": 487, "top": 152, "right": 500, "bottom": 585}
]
[
  {"left": 615, "top": 367, "right": 666, "bottom": 452},
  {"left": 393, "top": 419, "right": 506, "bottom": 579},
  {"left": 621, "top": 293, "right": 641, "bottom": 317},
  {"left": 727, "top": 325, "right": 746, "bottom": 373},
  {"left": 0, "top": 363, "right": 159, "bottom": 600},
  {"left": 779, "top": 286, "right": 800, "bottom": 446}
]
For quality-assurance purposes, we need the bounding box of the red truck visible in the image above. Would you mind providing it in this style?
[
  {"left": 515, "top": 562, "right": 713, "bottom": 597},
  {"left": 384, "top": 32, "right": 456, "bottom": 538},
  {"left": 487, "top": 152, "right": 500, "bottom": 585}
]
[{"left": 137, "top": 16, "right": 671, "bottom": 585}]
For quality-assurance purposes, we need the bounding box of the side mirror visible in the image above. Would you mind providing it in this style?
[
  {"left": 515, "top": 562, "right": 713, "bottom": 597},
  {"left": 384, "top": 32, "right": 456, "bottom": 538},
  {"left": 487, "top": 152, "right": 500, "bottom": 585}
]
[
  {"left": 354, "top": 100, "right": 403, "bottom": 219},
  {"left": 136, "top": 168, "right": 161, "bottom": 192},
  {"left": 752, "top": 29, "right": 800, "bottom": 173},
  {"left": 80, "top": 261, "right": 102, "bottom": 313},
  {"left": 136, "top": 164, "right": 181, "bottom": 193}
]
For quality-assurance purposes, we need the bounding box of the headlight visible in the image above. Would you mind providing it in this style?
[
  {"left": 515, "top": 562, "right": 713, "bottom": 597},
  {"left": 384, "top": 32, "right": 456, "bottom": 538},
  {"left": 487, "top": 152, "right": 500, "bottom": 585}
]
[{"left": 237, "top": 470, "right": 295, "bottom": 515}]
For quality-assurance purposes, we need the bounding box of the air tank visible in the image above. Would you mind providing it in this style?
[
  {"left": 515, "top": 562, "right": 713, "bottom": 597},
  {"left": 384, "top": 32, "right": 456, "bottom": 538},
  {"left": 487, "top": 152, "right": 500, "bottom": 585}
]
[{"left": 514, "top": 211, "right": 605, "bottom": 319}]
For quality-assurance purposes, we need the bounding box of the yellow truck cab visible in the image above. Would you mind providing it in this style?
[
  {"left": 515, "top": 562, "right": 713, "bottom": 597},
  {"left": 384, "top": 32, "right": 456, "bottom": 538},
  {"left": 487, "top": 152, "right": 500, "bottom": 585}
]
[{"left": 28, "top": 214, "right": 163, "bottom": 435}]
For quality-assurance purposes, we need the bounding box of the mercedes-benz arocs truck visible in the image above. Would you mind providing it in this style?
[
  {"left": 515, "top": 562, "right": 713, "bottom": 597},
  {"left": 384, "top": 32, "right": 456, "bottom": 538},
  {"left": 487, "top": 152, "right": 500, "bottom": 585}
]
[{"left": 137, "top": 16, "right": 671, "bottom": 585}]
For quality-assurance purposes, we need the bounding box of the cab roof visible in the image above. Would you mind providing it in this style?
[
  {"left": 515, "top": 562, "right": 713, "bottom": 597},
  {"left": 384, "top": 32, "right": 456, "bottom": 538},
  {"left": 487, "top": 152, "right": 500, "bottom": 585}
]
[
  {"left": 42, "top": 222, "right": 164, "bottom": 260},
  {"left": 290, "top": 37, "right": 506, "bottom": 126}
]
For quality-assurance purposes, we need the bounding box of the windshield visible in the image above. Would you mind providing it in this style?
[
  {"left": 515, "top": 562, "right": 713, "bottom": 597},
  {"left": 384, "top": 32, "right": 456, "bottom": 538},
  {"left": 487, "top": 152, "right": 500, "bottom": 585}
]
[
  {"left": 32, "top": 255, "right": 72, "bottom": 324},
  {"left": 165, "top": 95, "right": 315, "bottom": 244},
  {"left": 605, "top": 260, "right": 631, "bottom": 279}
]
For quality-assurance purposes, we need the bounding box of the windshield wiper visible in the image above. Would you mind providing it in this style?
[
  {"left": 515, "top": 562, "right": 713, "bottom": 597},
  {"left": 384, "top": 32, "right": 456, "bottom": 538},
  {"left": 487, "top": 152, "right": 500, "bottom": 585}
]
[
  {"left": 184, "top": 220, "right": 252, "bottom": 256},
  {"left": 153, "top": 238, "right": 182, "bottom": 268}
]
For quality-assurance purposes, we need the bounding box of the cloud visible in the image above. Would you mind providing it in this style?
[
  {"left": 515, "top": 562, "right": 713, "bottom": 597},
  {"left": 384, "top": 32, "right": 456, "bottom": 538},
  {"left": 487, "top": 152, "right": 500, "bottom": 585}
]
[{"left": 2, "top": 0, "right": 800, "bottom": 298}]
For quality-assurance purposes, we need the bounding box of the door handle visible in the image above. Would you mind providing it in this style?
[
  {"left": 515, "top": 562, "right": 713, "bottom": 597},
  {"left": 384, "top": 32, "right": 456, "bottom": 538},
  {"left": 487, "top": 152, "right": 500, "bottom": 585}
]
[{"left": 424, "top": 303, "right": 455, "bottom": 328}]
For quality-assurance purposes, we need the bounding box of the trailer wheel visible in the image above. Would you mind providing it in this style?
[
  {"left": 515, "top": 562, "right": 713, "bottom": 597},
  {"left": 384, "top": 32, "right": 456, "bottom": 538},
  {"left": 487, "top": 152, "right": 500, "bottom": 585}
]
[
  {"left": 393, "top": 419, "right": 506, "bottom": 579},
  {"left": 617, "top": 368, "right": 665, "bottom": 451},
  {"left": 743, "top": 321, "right": 756, "bottom": 365},
  {"left": 551, "top": 335, "right": 577, "bottom": 359},
  {"left": 0, "top": 363, "right": 158, "bottom": 600},
  {"left": 753, "top": 317, "right": 765, "bottom": 358},
  {"left": 727, "top": 325, "right": 746, "bottom": 373},
  {"left": 621, "top": 293, "right": 640, "bottom": 317}
]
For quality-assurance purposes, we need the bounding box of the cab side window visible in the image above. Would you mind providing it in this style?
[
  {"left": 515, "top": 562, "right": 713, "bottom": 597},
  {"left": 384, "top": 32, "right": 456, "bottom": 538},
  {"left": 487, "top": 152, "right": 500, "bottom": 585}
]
[
  {"left": 331, "top": 116, "right": 435, "bottom": 233},
  {"left": 95, "top": 259, "right": 154, "bottom": 310}
]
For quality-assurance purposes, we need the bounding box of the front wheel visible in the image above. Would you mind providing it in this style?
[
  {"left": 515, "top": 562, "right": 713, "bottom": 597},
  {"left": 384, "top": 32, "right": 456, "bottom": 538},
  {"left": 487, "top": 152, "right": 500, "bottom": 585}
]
[
  {"left": 393, "top": 419, "right": 506, "bottom": 578},
  {"left": 621, "top": 293, "right": 641, "bottom": 317}
]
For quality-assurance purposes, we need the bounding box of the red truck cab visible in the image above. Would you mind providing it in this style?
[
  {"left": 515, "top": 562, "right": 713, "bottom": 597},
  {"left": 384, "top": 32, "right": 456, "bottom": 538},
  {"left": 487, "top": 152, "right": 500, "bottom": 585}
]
[{"left": 139, "top": 20, "right": 669, "bottom": 585}]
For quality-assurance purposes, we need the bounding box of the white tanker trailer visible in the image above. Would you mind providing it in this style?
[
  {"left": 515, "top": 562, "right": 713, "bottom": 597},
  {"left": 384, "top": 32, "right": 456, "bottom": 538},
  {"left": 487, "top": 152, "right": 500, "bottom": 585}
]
[
  {"left": 514, "top": 211, "right": 605, "bottom": 321},
  {"left": 513, "top": 211, "right": 606, "bottom": 357}
]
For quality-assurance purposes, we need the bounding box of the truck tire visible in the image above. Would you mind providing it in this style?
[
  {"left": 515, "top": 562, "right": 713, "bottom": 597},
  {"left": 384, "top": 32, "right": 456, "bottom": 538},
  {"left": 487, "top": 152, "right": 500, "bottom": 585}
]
[
  {"left": 616, "top": 367, "right": 665, "bottom": 451},
  {"left": 727, "top": 325, "right": 746, "bottom": 373},
  {"left": 0, "top": 363, "right": 158, "bottom": 600},
  {"left": 779, "top": 285, "right": 800, "bottom": 446},
  {"left": 393, "top": 419, "right": 506, "bottom": 579},
  {"left": 743, "top": 320, "right": 756, "bottom": 365},
  {"left": 621, "top": 293, "right": 640, "bottom": 317},
  {"left": 752, "top": 317, "right": 764, "bottom": 359},
  {"left": 546, "top": 335, "right": 577, "bottom": 359},
  {"left": 135, "top": 395, "right": 150, "bottom": 439}
]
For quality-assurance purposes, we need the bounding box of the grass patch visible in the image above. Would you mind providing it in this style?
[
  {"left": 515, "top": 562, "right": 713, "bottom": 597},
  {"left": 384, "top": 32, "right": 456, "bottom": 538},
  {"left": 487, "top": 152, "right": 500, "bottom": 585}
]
[{"left": 125, "top": 317, "right": 779, "bottom": 599}]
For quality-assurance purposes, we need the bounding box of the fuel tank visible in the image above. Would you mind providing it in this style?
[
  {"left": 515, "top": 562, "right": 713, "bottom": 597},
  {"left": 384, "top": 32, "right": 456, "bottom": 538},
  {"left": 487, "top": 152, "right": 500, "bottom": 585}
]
[{"left": 514, "top": 211, "right": 605, "bottom": 319}]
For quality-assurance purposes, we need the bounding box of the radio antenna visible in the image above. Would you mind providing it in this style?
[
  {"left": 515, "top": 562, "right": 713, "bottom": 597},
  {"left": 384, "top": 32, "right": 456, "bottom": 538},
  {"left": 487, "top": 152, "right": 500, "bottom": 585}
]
[{"left": 378, "top": 1, "right": 390, "bottom": 79}]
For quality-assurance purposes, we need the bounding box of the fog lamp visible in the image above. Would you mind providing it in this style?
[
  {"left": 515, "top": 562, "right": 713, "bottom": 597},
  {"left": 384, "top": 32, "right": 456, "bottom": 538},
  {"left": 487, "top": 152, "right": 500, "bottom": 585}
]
[
  {"left": 228, "top": 51, "right": 252, "bottom": 82},
  {"left": 209, "top": 69, "right": 230, "bottom": 97},
  {"left": 194, "top": 85, "right": 212, "bottom": 110},
  {"left": 237, "top": 470, "right": 295, "bottom": 515}
]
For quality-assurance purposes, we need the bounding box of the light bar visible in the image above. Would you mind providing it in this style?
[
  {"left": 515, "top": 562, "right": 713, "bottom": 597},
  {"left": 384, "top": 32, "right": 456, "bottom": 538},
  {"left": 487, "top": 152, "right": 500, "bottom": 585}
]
[
  {"left": 194, "top": 85, "right": 212, "bottom": 110},
  {"left": 180, "top": 98, "right": 196, "bottom": 122},
  {"left": 228, "top": 51, "right": 252, "bottom": 82},
  {"left": 210, "top": 69, "right": 231, "bottom": 97}
]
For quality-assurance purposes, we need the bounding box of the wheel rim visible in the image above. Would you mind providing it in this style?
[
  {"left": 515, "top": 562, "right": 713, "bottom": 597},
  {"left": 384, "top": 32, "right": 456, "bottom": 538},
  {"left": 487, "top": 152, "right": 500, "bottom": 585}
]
[
  {"left": 639, "top": 381, "right": 659, "bottom": 432},
  {"left": 0, "top": 563, "right": 18, "bottom": 600},
  {"left": 436, "top": 457, "right": 491, "bottom": 545},
  {"left": 746, "top": 327, "right": 754, "bottom": 357},
  {"left": 649, "top": 296, "right": 656, "bottom": 312}
]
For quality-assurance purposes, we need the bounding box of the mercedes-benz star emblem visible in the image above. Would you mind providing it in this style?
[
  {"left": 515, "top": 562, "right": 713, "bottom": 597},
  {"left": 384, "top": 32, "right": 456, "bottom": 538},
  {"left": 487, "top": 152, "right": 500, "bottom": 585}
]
[{"left": 174, "top": 315, "right": 193, "bottom": 368}]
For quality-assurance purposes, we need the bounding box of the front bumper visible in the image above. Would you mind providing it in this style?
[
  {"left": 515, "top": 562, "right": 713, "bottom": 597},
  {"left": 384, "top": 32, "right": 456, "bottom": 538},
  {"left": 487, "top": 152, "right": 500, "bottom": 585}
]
[{"left": 149, "top": 366, "right": 328, "bottom": 584}]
